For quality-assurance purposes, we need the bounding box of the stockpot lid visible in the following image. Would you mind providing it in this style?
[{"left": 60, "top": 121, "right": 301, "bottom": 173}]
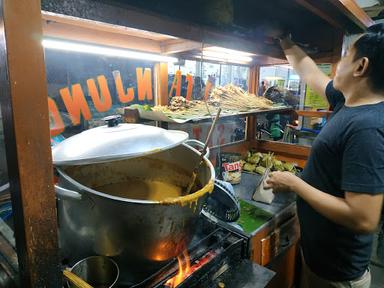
[{"left": 52, "top": 116, "right": 189, "bottom": 166}]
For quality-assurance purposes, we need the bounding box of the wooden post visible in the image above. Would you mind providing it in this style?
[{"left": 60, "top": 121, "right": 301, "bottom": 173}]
[
  {"left": 246, "top": 65, "right": 260, "bottom": 141},
  {"left": 154, "top": 62, "right": 169, "bottom": 128},
  {"left": 154, "top": 62, "right": 169, "bottom": 106},
  {"left": 248, "top": 64, "right": 260, "bottom": 95},
  {"left": 0, "top": 0, "right": 61, "bottom": 287}
]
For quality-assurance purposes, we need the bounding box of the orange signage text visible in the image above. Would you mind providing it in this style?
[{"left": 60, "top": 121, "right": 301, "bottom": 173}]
[{"left": 48, "top": 68, "right": 212, "bottom": 136}]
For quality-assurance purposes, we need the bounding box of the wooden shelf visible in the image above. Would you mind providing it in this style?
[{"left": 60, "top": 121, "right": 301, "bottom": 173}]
[
  {"left": 295, "top": 110, "right": 332, "bottom": 119},
  {"left": 125, "top": 106, "right": 294, "bottom": 124}
]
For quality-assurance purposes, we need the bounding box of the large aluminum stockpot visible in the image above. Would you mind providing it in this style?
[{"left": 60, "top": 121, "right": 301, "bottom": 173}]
[{"left": 52, "top": 121, "right": 215, "bottom": 281}]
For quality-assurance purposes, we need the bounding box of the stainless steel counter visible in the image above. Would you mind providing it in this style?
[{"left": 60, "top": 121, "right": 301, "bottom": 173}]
[
  {"left": 231, "top": 172, "right": 297, "bottom": 236},
  {"left": 234, "top": 172, "right": 296, "bottom": 213}
]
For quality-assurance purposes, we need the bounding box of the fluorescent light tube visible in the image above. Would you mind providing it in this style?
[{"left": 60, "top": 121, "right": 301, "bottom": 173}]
[
  {"left": 42, "top": 39, "right": 178, "bottom": 63},
  {"left": 194, "top": 46, "right": 254, "bottom": 64},
  {"left": 202, "top": 50, "right": 253, "bottom": 63}
]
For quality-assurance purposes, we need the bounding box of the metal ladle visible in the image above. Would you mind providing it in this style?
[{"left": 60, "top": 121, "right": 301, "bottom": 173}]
[{"left": 185, "top": 108, "right": 221, "bottom": 194}]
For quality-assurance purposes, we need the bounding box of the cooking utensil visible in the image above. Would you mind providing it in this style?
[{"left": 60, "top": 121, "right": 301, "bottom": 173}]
[
  {"left": 202, "top": 179, "right": 240, "bottom": 222},
  {"left": 63, "top": 269, "right": 93, "bottom": 288},
  {"left": 66, "top": 256, "right": 119, "bottom": 288},
  {"left": 55, "top": 143, "right": 214, "bottom": 283},
  {"left": 185, "top": 108, "right": 221, "bottom": 194},
  {"left": 53, "top": 118, "right": 216, "bottom": 284},
  {"left": 52, "top": 118, "right": 189, "bottom": 165}
]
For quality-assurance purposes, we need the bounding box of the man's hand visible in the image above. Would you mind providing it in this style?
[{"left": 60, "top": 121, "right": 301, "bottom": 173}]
[
  {"left": 268, "top": 171, "right": 384, "bottom": 233},
  {"left": 262, "top": 22, "right": 288, "bottom": 41},
  {"left": 280, "top": 34, "right": 295, "bottom": 49},
  {"left": 264, "top": 171, "right": 300, "bottom": 193},
  {"left": 276, "top": 31, "right": 331, "bottom": 102}
]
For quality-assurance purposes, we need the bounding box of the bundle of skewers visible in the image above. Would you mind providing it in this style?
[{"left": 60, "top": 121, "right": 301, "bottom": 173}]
[
  {"left": 136, "top": 84, "right": 274, "bottom": 120},
  {"left": 208, "top": 84, "right": 273, "bottom": 111}
]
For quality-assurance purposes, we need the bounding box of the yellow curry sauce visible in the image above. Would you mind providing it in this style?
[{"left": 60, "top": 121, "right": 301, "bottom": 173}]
[{"left": 96, "top": 179, "right": 183, "bottom": 201}]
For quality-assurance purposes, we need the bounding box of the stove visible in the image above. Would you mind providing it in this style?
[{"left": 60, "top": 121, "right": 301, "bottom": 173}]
[{"left": 119, "top": 218, "right": 275, "bottom": 288}]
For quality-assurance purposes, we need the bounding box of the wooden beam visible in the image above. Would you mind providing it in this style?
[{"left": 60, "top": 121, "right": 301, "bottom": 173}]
[
  {"left": 328, "top": 0, "right": 374, "bottom": 29},
  {"left": 42, "top": 11, "right": 176, "bottom": 41},
  {"left": 160, "top": 39, "right": 202, "bottom": 54},
  {"left": 295, "top": 0, "right": 344, "bottom": 30},
  {"left": 42, "top": 19, "right": 162, "bottom": 53},
  {"left": 253, "top": 140, "right": 310, "bottom": 158},
  {"left": 246, "top": 116, "right": 257, "bottom": 142},
  {"left": 0, "top": 0, "right": 61, "bottom": 286},
  {"left": 41, "top": 0, "right": 282, "bottom": 58},
  {"left": 252, "top": 140, "right": 310, "bottom": 168},
  {"left": 248, "top": 65, "right": 260, "bottom": 95},
  {"left": 295, "top": 110, "right": 332, "bottom": 118},
  {"left": 247, "top": 66, "right": 260, "bottom": 143},
  {"left": 295, "top": 0, "right": 373, "bottom": 30},
  {"left": 154, "top": 63, "right": 169, "bottom": 106}
]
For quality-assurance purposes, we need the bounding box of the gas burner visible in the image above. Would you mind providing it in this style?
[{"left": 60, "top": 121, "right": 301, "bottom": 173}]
[{"left": 120, "top": 219, "right": 274, "bottom": 288}]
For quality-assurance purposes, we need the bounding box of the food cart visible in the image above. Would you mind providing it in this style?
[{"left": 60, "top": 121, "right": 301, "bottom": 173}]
[{"left": 0, "top": 0, "right": 372, "bottom": 287}]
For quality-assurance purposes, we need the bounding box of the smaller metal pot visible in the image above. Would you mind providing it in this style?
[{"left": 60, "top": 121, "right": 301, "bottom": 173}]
[{"left": 67, "top": 256, "right": 119, "bottom": 288}]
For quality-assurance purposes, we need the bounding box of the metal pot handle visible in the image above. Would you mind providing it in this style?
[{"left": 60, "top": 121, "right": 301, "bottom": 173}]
[
  {"left": 184, "top": 139, "right": 210, "bottom": 158},
  {"left": 55, "top": 185, "right": 82, "bottom": 200}
]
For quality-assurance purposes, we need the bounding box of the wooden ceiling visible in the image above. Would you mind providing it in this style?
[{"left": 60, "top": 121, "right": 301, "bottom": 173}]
[
  {"left": 42, "top": 12, "right": 203, "bottom": 55},
  {"left": 41, "top": 0, "right": 373, "bottom": 63}
]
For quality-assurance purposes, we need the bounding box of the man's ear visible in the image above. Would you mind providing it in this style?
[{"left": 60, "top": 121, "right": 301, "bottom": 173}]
[{"left": 353, "top": 57, "right": 370, "bottom": 77}]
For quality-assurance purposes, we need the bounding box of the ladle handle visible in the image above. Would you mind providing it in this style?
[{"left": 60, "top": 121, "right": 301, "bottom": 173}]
[
  {"left": 202, "top": 108, "right": 221, "bottom": 152},
  {"left": 185, "top": 108, "right": 221, "bottom": 194},
  {"left": 184, "top": 139, "right": 210, "bottom": 158},
  {"left": 63, "top": 269, "right": 94, "bottom": 288}
]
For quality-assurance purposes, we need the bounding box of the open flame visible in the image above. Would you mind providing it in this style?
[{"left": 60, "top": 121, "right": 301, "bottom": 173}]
[
  {"left": 165, "top": 250, "right": 191, "bottom": 288},
  {"left": 165, "top": 250, "right": 218, "bottom": 288}
]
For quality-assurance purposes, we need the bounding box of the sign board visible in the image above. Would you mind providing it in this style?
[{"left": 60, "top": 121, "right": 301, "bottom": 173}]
[
  {"left": 304, "top": 64, "right": 332, "bottom": 109},
  {"left": 49, "top": 68, "right": 213, "bottom": 136}
]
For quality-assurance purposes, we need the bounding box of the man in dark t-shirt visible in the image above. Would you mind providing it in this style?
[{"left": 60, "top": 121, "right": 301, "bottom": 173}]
[{"left": 265, "top": 24, "right": 384, "bottom": 288}]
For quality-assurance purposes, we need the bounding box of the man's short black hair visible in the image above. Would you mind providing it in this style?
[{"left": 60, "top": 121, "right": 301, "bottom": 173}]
[{"left": 353, "top": 23, "right": 384, "bottom": 93}]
